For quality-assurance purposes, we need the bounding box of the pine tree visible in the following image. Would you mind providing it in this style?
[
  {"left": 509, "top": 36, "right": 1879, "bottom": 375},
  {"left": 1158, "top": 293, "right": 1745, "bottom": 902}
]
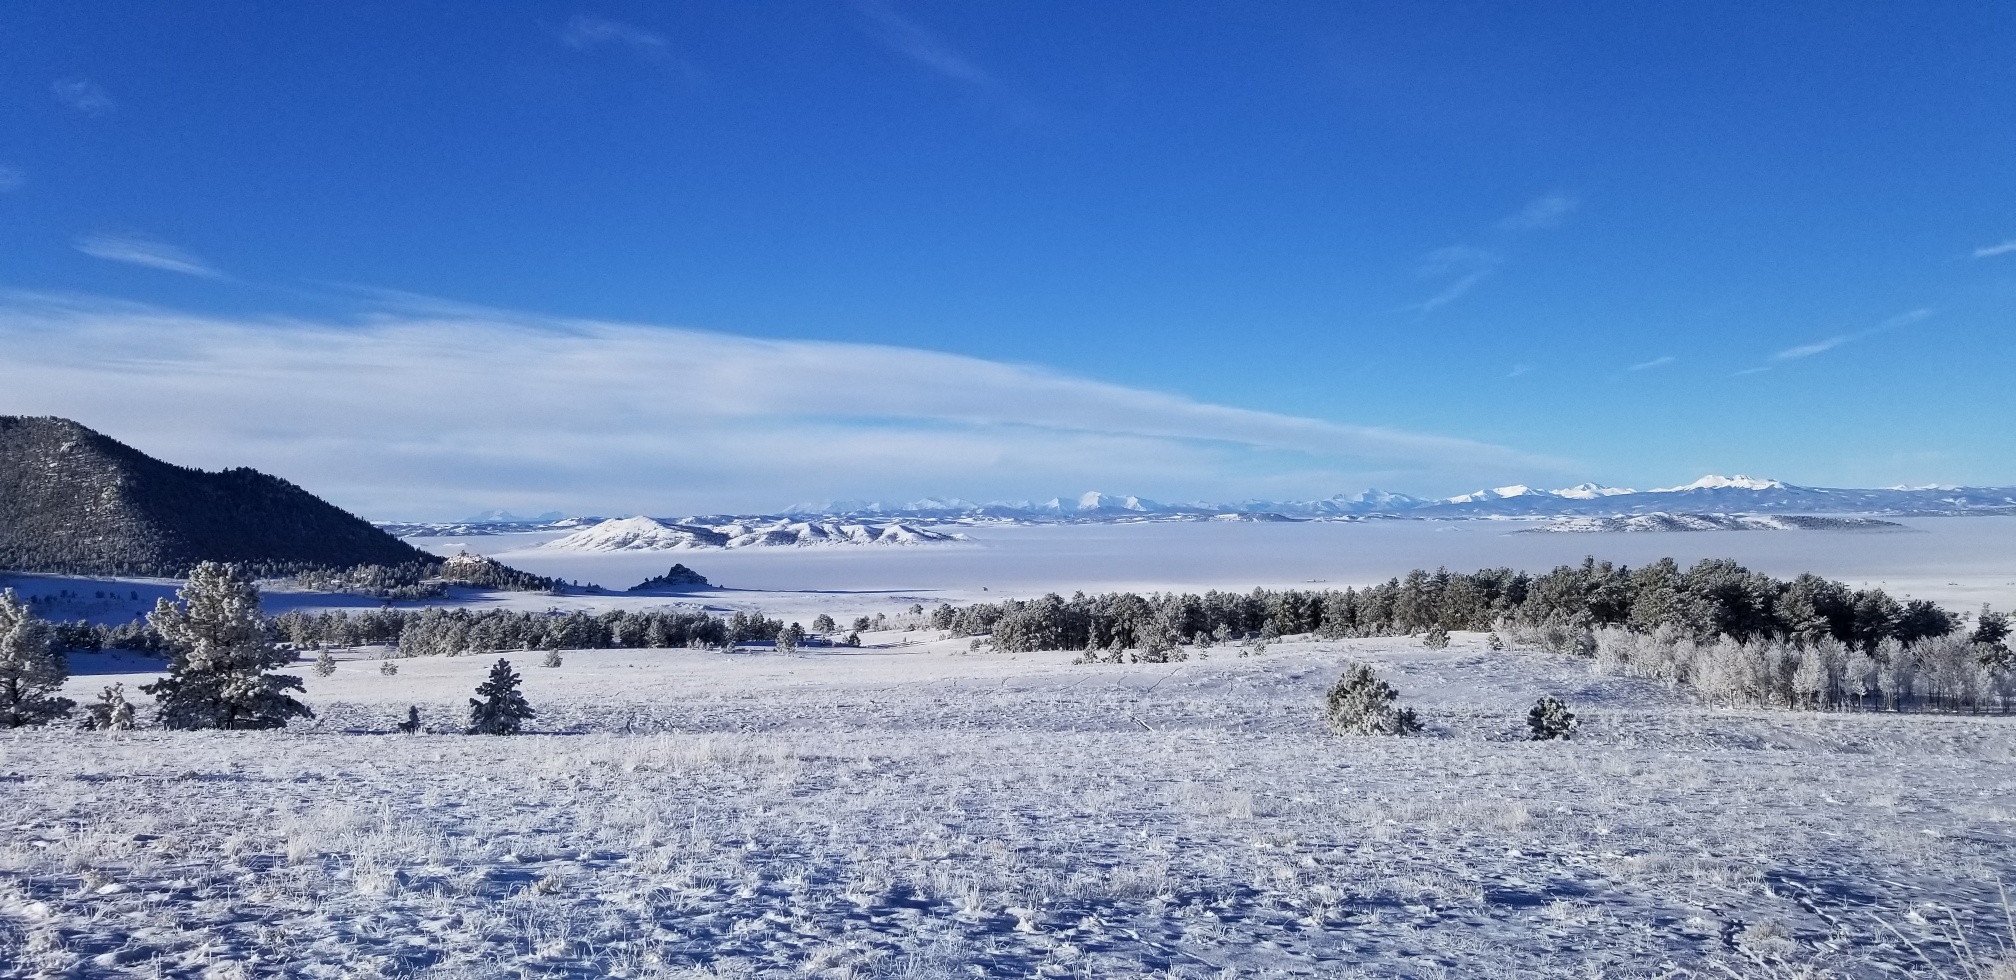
[
  {"left": 1527, "top": 696, "right": 1577, "bottom": 740},
  {"left": 468, "top": 658, "right": 534, "bottom": 735},
  {"left": 142, "top": 562, "right": 312, "bottom": 730},
  {"left": 379, "top": 658, "right": 398, "bottom": 676},
  {"left": 81, "top": 683, "right": 136, "bottom": 731},
  {"left": 812, "top": 614, "right": 837, "bottom": 634},
  {"left": 1324, "top": 662, "right": 1422, "bottom": 736},
  {"left": 540, "top": 649, "right": 562, "bottom": 668},
  {"left": 0, "top": 590, "right": 74, "bottom": 727},
  {"left": 1421, "top": 626, "right": 1451, "bottom": 649},
  {"left": 313, "top": 648, "right": 337, "bottom": 677}
]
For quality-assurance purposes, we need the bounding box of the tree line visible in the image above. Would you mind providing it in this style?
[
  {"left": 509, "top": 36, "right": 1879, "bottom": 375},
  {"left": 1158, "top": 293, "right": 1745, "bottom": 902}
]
[{"left": 931, "top": 558, "right": 1969, "bottom": 655}]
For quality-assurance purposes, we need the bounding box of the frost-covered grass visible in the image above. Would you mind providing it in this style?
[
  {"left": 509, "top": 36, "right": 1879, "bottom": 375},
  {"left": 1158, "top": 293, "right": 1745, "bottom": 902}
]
[{"left": 7, "top": 635, "right": 2016, "bottom": 978}]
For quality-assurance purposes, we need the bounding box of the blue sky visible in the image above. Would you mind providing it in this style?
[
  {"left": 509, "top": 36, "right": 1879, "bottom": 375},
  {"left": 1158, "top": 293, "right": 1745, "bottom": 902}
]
[{"left": 2, "top": 2, "right": 2013, "bottom": 517}]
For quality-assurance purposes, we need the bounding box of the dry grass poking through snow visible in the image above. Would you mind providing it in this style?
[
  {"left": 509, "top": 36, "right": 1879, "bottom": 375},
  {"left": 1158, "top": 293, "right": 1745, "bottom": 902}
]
[{"left": 3, "top": 635, "right": 2016, "bottom": 978}]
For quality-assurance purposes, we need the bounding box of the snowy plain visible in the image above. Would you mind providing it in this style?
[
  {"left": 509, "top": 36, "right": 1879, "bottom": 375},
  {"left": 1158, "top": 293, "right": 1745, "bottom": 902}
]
[{"left": 4, "top": 518, "right": 2016, "bottom": 977}]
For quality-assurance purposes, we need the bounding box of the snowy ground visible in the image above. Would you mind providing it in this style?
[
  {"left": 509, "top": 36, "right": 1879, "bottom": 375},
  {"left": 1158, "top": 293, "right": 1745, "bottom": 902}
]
[{"left": 7, "top": 627, "right": 2016, "bottom": 978}]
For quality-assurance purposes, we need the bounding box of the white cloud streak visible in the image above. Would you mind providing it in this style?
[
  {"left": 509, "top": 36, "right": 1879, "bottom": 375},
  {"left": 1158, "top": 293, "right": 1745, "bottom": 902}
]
[
  {"left": 562, "top": 15, "right": 666, "bottom": 51},
  {"left": 1499, "top": 193, "right": 1578, "bottom": 231},
  {"left": 1413, "top": 246, "right": 1500, "bottom": 312},
  {"left": 1627, "top": 356, "right": 1674, "bottom": 371},
  {"left": 1973, "top": 239, "right": 2016, "bottom": 259},
  {"left": 51, "top": 78, "right": 114, "bottom": 114},
  {"left": 74, "top": 233, "right": 225, "bottom": 278},
  {"left": 0, "top": 294, "right": 1561, "bottom": 518},
  {"left": 856, "top": 0, "right": 993, "bottom": 86},
  {"left": 1770, "top": 308, "right": 1932, "bottom": 362}
]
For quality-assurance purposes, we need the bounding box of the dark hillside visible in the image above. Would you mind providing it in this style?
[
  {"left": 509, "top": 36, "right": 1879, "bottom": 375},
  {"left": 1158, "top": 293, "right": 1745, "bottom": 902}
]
[{"left": 0, "top": 416, "right": 433, "bottom": 576}]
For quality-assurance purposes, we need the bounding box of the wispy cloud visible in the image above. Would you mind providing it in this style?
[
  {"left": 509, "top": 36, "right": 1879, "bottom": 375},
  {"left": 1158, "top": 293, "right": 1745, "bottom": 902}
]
[
  {"left": 1770, "top": 308, "right": 1932, "bottom": 363},
  {"left": 51, "top": 78, "right": 114, "bottom": 114},
  {"left": 562, "top": 15, "right": 666, "bottom": 52},
  {"left": 1628, "top": 355, "right": 1675, "bottom": 371},
  {"left": 74, "top": 233, "right": 225, "bottom": 279},
  {"left": 0, "top": 166, "right": 22, "bottom": 192},
  {"left": 0, "top": 293, "right": 1563, "bottom": 517},
  {"left": 1772, "top": 336, "right": 1846, "bottom": 361},
  {"left": 1413, "top": 246, "right": 1500, "bottom": 312},
  {"left": 1499, "top": 193, "right": 1578, "bottom": 231},
  {"left": 1507, "top": 364, "right": 1533, "bottom": 378},
  {"left": 856, "top": 0, "right": 993, "bottom": 86},
  {"left": 1973, "top": 239, "right": 2016, "bottom": 259}
]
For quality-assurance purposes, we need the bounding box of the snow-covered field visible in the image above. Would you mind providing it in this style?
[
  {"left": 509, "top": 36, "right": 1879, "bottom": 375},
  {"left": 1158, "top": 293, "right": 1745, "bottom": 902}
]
[
  {"left": 7, "top": 631, "right": 2016, "bottom": 978},
  {"left": 7, "top": 518, "right": 2016, "bottom": 977}
]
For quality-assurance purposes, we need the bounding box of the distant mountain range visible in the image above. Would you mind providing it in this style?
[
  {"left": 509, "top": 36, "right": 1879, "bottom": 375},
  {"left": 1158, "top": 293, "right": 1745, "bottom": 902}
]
[
  {"left": 773, "top": 477, "right": 2016, "bottom": 521},
  {"left": 1, "top": 416, "right": 434, "bottom": 576},
  {"left": 386, "top": 475, "right": 2016, "bottom": 540}
]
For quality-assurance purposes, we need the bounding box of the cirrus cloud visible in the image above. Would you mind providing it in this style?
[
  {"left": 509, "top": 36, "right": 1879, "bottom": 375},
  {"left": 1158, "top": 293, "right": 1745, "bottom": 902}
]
[{"left": 0, "top": 293, "right": 1564, "bottom": 518}]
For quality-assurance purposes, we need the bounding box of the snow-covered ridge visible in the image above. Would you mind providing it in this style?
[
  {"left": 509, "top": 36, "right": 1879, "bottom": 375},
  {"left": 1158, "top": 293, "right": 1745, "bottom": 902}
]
[
  {"left": 537, "top": 516, "right": 965, "bottom": 552},
  {"left": 1517, "top": 512, "right": 1907, "bottom": 534}
]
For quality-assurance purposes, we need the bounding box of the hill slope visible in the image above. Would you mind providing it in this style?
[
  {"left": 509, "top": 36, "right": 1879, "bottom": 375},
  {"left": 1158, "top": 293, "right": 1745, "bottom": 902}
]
[{"left": 0, "top": 416, "right": 432, "bottom": 575}]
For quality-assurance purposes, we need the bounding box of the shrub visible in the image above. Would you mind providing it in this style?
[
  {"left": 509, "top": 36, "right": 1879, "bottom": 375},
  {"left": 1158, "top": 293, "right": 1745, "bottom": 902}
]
[
  {"left": 540, "top": 649, "right": 562, "bottom": 668},
  {"left": 379, "top": 658, "right": 398, "bottom": 676},
  {"left": 1421, "top": 627, "right": 1451, "bottom": 649},
  {"left": 1324, "top": 662, "right": 1422, "bottom": 736},
  {"left": 1527, "top": 696, "right": 1577, "bottom": 740}
]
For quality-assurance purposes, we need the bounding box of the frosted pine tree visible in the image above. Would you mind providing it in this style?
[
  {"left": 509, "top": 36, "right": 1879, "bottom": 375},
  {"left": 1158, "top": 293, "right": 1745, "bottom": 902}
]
[
  {"left": 1527, "top": 696, "right": 1577, "bottom": 740},
  {"left": 142, "top": 562, "right": 312, "bottom": 730},
  {"left": 81, "top": 683, "right": 136, "bottom": 731},
  {"left": 0, "top": 589, "right": 74, "bottom": 728},
  {"left": 1324, "top": 662, "right": 1422, "bottom": 736},
  {"left": 313, "top": 648, "right": 337, "bottom": 677},
  {"left": 468, "top": 658, "right": 534, "bottom": 734}
]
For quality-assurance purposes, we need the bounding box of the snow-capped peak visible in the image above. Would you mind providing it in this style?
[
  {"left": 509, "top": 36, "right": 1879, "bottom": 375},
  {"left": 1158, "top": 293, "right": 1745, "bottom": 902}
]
[
  {"left": 1654, "top": 474, "right": 1787, "bottom": 492},
  {"left": 1075, "top": 491, "right": 1155, "bottom": 512},
  {"left": 1552, "top": 483, "right": 1636, "bottom": 499},
  {"left": 1443, "top": 485, "right": 1542, "bottom": 504}
]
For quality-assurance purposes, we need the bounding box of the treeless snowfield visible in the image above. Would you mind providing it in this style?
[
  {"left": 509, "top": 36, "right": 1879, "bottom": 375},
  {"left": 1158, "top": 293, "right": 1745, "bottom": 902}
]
[{"left": 8, "top": 627, "right": 2016, "bottom": 978}]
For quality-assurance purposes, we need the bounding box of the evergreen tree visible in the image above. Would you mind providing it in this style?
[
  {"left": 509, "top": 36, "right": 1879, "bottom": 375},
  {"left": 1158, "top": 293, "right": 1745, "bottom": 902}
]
[
  {"left": 812, "top": 614, "right": 837, "bottom": 634},
  {"left": 0, "top": 589, "right": 74, "bottom": 727},
  {"left": 81, "top": 683, "right": 136, "bottom": 731},
  {"left": 1421, "top": 626, "right": 1451, "bottom": 649},
  {"left": 379, "top": 658, "right": 398, "bottom": 676},
  {"left": 540, "top": 648, "right": 562, "bottom": 668},
  {"left": 313, "top": 648, "right": 337, "bottom": 677},
  {"left": 1324, "top": 662, "right": 1422, "bottom": 736},
  {"left": 1527, "top": 696, "right": 1577, "bottom": 740},
  {"left": 468, "top": 658, "right": 534, "bottom": 734},
  {"left": 143, "top": 563, "right": 312, "bottom": 730}
]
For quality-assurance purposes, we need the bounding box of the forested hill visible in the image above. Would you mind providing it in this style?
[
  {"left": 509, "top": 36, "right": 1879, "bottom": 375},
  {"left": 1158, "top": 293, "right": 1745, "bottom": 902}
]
[{"left": 0, "top": 416, "right": 434, "bottom": 576}]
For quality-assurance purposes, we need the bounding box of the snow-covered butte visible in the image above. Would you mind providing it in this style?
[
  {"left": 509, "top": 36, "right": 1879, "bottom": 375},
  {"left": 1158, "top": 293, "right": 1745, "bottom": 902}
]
[{"left": 538, "top": 516, "right": 961, "bottom": 552}]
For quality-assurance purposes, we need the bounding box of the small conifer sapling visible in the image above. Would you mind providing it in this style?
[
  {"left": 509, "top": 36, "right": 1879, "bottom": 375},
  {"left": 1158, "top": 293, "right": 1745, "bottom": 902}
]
[
  {"left": 1324, "top": 662, "right": 1422, "bottom": 736},
  {"left": 313, "top": 648, "right": 337, "bottom": 677},
  {"left": 468, "top": 658, "right": 535, "bottom": 735},
  {"left": 1528, "top": 696, "right": 1578, "bottom": 741}
]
